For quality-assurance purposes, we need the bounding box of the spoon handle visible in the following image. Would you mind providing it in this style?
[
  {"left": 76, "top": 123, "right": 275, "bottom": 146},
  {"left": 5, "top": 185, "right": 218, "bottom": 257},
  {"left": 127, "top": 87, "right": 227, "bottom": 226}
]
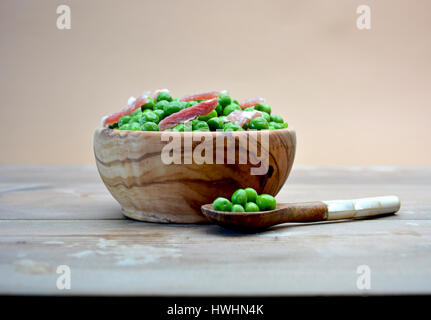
[
  {"left": 282, "top": 196, "right": 400, "bottom": 223},
  {"left": 323, "top": 195, "right": 400, "bottom": 220}
]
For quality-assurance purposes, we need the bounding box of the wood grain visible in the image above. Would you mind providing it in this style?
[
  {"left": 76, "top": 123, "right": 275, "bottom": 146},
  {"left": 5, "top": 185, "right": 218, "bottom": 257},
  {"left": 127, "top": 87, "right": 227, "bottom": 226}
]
[
  {"left": 93, "top": 128, "right": 296, "bottom": 223},
  {"left": 1, "top": 219, "right": 431, "bottom": 295},
  {"left": 0, "top": 165, "right": 431, "bottom": 295},
  {"left": 0, "top": 165, "right": 429, "bottom": 221}
]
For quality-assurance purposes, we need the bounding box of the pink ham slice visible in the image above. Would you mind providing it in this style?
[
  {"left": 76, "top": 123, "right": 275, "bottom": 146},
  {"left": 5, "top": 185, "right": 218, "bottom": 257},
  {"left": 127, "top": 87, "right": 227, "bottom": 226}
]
[
  {"left": 102, "top": 93, "right": 149, "bottom": 127},
  {"left": 179, "top": 91, "right": 220, "bottom": 102},
  {"left": 238, "top": 97, "right": 265, "bottom": 109},
  {"left": 224, "top": 110, "right": 263, "bottom": 127},
  {"left": 158, "top": 98, "right": 219, "bottom": 131}
]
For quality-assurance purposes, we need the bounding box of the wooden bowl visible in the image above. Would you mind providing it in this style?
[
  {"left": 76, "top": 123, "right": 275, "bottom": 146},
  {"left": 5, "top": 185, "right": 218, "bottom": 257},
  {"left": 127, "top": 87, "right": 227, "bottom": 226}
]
[{"left": 93, "top": 127, "right": 296, "bottom": 223}]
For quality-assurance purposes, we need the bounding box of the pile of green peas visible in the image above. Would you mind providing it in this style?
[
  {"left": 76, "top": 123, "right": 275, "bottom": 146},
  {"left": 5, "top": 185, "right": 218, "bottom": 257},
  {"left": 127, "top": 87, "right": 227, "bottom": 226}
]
[
  {"left": 109, "top": 92, "right": 289, "bottom": 132},
  {"left": 212, "top": 187, "right": 277, "bottom": 212}
]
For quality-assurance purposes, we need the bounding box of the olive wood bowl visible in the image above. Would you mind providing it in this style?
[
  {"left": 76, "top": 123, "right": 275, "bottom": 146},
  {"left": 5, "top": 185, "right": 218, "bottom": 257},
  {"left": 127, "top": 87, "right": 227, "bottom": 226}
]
[{"left": 93, "top": 127, "right": 296, "bottom": 223}]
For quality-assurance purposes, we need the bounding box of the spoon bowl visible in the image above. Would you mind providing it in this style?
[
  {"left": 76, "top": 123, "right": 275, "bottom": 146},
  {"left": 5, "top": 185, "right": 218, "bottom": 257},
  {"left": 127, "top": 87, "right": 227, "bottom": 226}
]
[{"left": 201, "top": 202, "right": 328, "bottom": 232}]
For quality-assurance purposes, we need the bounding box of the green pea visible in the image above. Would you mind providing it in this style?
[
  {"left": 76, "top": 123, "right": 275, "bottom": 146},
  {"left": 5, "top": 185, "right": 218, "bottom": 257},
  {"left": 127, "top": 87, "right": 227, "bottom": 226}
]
[
  {"left": 249, "top": 117, "right": 269, "bottom": 130},
  {"left": 173, "top": 123, "right": 185, "bottom": 132},
  {"left": 119, "top": 123, "right": 131, "bottom": 130},
  {"left": 243, "top": 107, "right": 255, "bottom": 112},
  {"left": 245, "top": 202, "right": 260, "bottom": 212},
  {"left": 255, "top": 103, "right": 271, "bottom": 115},
  {"left": 187, "top": 101, "right": 198, "bottom": 108},
  {"left": 215, "top": 104, "right": 223, "bottom": 116},
  {"left": 232, "top": 99, "right": 239, "bottom": 105},
  {"left": 142, "top": 100, "right": 156, "bottom": 111},
  {"left": 132, "top": 108, "right": 142, "bottom": 116},
  {"left": 198, "top": 110, "right": 218, "bottom": 122},
  {"left": 231, "top": 189, "right": 247, "bottom": 207},
  {"left": 244, "top": 187, "right": 258, "bottom": 203},
  {"left": 141, "top": 110, "right": 159, "bottom": 124},
  {"left": 282, "top": 122, "right": 288, "bottom": 128},
  {"left": 232, "top": 204, "right": 245, "bottom": 212},
  {"left": 260, "top": 111, "right": 271, "bottom": 123},
  {"left": 219, "top": 93, "right": 232, "bottom": 107},
  {"left": 153, "top": 109, "right": 165, "bottom": 121},
  {"left": 156, "top": 91, "right": 172, "bottom": 102},
  {"left": 213, "top": 197, "right": 232, "bottom": 212},
  {"left": 118, "top": 115, "right": 132, "bottom": 127},
  {"left": 141, "top": 122, "right": 159, "bottom": 131},
  {"left": 207, "top": 117, "right": 224, "bottom": 130},
  {"left": 164, "top": 101, "right": 183, "bottom": 116},
  {"left": 270, "top": 115, "right": 283, "bottom": 123},
  {"left": 129, "top": 122, "right": 141, "bottom": 131},
  {"left": 269, "top": 122, "right": 283, "bottom": 130},
  {"left": 143, "top": 108, "right": 156, "bottom": 114},
  {"left": 223, "top": 122, "right": 243, "bottom": 131},
  {"left": 256, "top": 194, "right": 277, "bottom": 211},
  {"left": 242, "top": 121, "right": 249, "bottom": 130},
  {"left": 155, "top": 100, "right": 170, "bottom": 111},
  {"left": 193, "top": 120, "right": 209, "bottom": 131},
  {"left": 223, "top": 104, "right": 241, "bottom": 116},
  {"left": 130, "top": 115, "right": 141, "bottom": 123}
]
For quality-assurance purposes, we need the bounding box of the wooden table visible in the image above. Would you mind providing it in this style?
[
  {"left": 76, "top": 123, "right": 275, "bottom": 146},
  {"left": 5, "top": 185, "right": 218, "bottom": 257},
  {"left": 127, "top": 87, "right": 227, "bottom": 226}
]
[{"left": 0, "top": 165, "right": 430, "bottom": 296}]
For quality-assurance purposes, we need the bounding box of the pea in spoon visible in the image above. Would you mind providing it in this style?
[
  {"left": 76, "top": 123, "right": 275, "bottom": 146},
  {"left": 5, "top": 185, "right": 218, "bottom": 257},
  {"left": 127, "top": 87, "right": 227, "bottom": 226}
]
[{"left": 201, "top": 196, "right": 400, "bottom": 232}]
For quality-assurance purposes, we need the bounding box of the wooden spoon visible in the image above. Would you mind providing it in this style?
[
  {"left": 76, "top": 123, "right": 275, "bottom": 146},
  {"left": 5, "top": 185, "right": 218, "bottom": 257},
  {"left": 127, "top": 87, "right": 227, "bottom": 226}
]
[{"left": 201, "top": 196, "right": 400, "bottom": 232}]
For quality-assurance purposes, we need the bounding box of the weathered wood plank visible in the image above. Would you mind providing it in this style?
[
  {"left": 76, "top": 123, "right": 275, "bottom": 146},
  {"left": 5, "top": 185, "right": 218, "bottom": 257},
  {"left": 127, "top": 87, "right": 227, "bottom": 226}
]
[
  {"left": 0, "top": 184, "right": 428, "bottom": 220},
  {"left": 1, "top": 165, "right": 431, "bottom": 185},
  {"left": 0, "top": 219, "right": 430, "bottom": 295},
  {"left": 0, "top": 182, "right": 123, "bottom": 220},
  {"left": 0, "top": 165, "right": 430, "bottom": 295},
  {"left": 0, "top": 165, "right": 430, "bottom": 220}
]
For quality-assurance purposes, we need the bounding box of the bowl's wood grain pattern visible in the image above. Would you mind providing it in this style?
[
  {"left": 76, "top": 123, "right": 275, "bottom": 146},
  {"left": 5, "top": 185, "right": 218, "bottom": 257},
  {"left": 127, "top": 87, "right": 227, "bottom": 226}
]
[{"left": 93, "top": 128, "right": 296, "bottom": 223}]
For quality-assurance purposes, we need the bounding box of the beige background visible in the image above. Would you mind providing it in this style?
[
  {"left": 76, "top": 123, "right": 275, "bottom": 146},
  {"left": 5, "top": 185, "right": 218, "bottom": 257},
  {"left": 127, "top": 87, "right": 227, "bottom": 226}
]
[{"left": 1, "top": 0, "right": 430, "bottom": 165}]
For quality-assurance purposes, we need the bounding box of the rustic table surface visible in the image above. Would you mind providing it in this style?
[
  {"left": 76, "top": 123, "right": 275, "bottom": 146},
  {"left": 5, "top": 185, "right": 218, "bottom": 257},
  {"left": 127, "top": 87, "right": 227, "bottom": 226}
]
[{"left": 0, "top": 165, "right": 430, "bottom": 296}]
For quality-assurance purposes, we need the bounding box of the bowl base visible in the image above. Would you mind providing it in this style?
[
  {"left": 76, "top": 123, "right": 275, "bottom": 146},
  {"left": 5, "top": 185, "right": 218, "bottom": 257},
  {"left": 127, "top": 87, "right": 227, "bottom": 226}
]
[{"left": 121, "top": 207, "right": 209, "bottom": 224}]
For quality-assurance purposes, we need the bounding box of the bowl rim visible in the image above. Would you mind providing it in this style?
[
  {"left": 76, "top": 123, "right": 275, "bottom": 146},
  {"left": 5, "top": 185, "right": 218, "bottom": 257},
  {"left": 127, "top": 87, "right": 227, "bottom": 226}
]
[{"left": 95, "top": 127, "right": 295, "bottom": 137}]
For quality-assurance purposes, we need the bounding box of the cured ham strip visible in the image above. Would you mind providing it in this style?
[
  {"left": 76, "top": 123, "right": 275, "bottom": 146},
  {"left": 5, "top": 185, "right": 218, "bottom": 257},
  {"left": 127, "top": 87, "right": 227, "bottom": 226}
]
[
  {"left": 128, "top": 90, "right": 151, "bottom": 106},
  {"left": 131, "top": 94, "right": 150, "bottom": 109},
  {"left": 224, "top": 110, "right": 263, "bottom": 127},
  {"left": 179, "top": 91, "right": 220, "bottom": 102},
  {"left": 238, "top": 97, "right": 265, "bottom": 109},
  {"left": 102, "top": 93, "right": 149, "bottom": 127},
  {"left": 158, "top": 98, "right": 219, "bottom": 131}
]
